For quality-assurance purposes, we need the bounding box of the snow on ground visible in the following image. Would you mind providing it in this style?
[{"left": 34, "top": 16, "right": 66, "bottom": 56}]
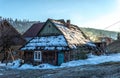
[
  {"left": 15, "top": 63, "right": 58, "bottom": 70},
  {"left": 61, "top": 53, "right": 120, "bottom": 67},
  {"left": 8, "top": 59, "right": 58, "bottom": 69},
  {"left": 11, "top": 59, "right": 22, "bottom": 68},
  {"left": 0, "top": 62, "right": 13, "bottom": 67},
  {"left": 0, "top": 73, "right": 3, "bottom": 75},
  {"left": 35, "top": 64, "right": 59, "bottom": 69},
  {"left": 0, "top": 63, "right": 6, "bottom": 67},
  {"left": 19, "top": 64, "right": 35, "bottom": 69},
  {"left": 1, "top": 53, "right": 120, "bottom": 69}
]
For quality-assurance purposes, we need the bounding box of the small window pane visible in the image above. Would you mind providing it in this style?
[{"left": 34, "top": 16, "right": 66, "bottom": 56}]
[{"left": 34, "top": 51, "right": 42, "bottom": 62}]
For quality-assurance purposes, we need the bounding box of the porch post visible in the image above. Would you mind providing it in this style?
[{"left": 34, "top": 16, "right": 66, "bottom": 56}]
[
  {"left": 69, "top": 51, "right": 71, "bottom": 61},
  {"left": 54, "top": 51, "right": 57, "bottom": 65}
]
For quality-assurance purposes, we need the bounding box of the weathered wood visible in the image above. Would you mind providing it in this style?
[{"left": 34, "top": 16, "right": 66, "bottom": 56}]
[
  {"left": 54, "top": 51, "right": 57, "bottom": 65},
  {"left": 38, "top": 21, "right": 62, "bottom": 36},
  {"left": 9, "top": 48, "right": 14, "bottom": 61},
  {"left": 23, "top": 51, "right": 34, "bottom": 64}
]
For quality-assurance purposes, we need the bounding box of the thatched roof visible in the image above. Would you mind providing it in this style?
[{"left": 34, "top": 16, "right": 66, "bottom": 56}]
[
  {"left": 50, "top": 19, "right": 90, "bottom": 48},
  {"left": 0, "top": 20, "right": 26, "bottom": 46}
]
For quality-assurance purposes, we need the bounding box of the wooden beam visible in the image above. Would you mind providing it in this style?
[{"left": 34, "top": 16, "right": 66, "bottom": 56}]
[
  {"left": 9, "top": 48, "right": 14, "bottom": 61},
  {"left": 55, "top": 51, "right": 58, "bottom": 65}
]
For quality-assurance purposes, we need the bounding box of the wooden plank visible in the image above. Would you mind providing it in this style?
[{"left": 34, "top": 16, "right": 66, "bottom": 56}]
[
  {"left": 54, "top": 51, "right": 57, "bottom": 65},
  {"left": 9, "top": 48, "right": 14, "bottom": 61}
]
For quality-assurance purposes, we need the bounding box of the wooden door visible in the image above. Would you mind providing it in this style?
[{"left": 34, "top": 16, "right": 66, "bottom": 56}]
[{"left": 58, "top": 52, "right": 64, "bottom": 65}]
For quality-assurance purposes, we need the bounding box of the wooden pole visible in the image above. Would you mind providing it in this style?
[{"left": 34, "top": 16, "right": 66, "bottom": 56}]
[
  {"left": 54, "top": 51, "right": 57, "bottom": 65},
  {"left": 9, "top": 48, "right": 14, "bottom": 61}
]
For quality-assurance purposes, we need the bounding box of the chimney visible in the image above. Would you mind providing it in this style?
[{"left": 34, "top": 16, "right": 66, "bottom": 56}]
[{"left": 66, "top": 20, "right": 70, "bottom": 28}]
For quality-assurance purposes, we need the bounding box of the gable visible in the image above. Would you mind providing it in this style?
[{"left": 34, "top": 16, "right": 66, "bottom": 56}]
[{"left": 38, "top": 21, "right": 62, "bottom": 36}]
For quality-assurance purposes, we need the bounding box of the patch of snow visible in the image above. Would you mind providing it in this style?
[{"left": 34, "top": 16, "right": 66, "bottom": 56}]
[
  {"left": 44, "top": 47, "right": 55, "bottom": 50},
  {"left": 21, "top": 35, "right": 68, "bottom": 50},
  {"left": 10, "top": 59, "right": 22, "bottom": 68},
  {"left": 52, "top": 20, "right": 64, "bottom": 25},
  {"left": 71, "top": 45, "right": 77, "bottom": 49},
  {"left": 0, "top": 73, "right": 3, "bottom": 75},
  {"left": 36, "top": 63, "right": 58, "bottom": 69},
  {"left": 55, "top": 23, "right": 69, "bottom": 30},
  {"left": 19, "top": 64, "right": 34, "bottom": 69},
  {"left": 19, "top": 63, "right": 58, "bottom": 70},
  {"left": 30, "top": 35, "right": 67, "bottom": 46},
  {"left": 86, "top": 42, "right": 96, "bottom": 47},
  {"left": 3, "top": 53, "right": 120, "bottom": 70},
  {"left": 61, "top": 53, "right": 120, "bottom": 67},
  {"left": 21, "top": 46, "right": 35, "bottom": 50},
  {"left": 0, "top": 63, "right": 6, "bottom": 67},
  {"left": 0, "top": 69, "right": 4, "bottom": 71},
  {"left": 0, "top": 62, "right": 13, "bottom": 67}
]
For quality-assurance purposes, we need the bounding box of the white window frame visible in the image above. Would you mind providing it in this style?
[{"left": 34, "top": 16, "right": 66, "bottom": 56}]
[{"left": 34, "top": 51, "right": 42, "bottom": 62}]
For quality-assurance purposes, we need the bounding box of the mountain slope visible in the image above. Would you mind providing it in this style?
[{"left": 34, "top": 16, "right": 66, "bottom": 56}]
[{"left": 81, "top": 27, "right": 118, "bottom": 41}]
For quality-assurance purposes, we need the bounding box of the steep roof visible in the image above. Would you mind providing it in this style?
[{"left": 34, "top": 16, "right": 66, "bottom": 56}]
[
  {"left": 23, "top": 22, "right": 44, "bottom": 37},
  {"left": 21, "top": 19, "right": 95, "bottom": 51},
  {"left": 49, "top": 19, "right": 91, "bottom": 48},
  {"left": 0, "top": 20, "right": 26, "bottom": 46}
]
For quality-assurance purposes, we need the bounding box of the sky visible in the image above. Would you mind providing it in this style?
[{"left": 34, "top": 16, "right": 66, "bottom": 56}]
[{"left": 0, "top": 0, "right": 120, "bottom": 31}]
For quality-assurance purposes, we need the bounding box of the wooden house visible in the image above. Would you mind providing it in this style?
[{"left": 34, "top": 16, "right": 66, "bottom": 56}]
[
  {"left": 96, "top": 36, "right": 113, "bottom": 45},
  {"left": 21, "top": 19, "right": 100, "bottom": 65},
  {"left": 0, "top": 20, "right": 26, "bottom": 61},
  {"left": 93, "top": 36, "right": 114, "bottom": 53},
  {"left": 107, "top": 33, "right": 120, "bottom": 53}
]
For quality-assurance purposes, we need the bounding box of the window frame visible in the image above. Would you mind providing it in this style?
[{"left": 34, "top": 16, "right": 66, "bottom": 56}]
[{"left": 34, "top": 51, "right": 42, "bottom": 62}]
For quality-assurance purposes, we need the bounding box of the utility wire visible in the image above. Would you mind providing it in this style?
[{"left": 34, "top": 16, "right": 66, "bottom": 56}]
[{"left": 104, "top": 21, "right": 120, "bottom": 29}]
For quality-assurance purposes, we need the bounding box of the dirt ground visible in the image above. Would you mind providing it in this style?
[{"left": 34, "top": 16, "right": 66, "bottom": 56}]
[{"left": 0, "top": 62, "right": 120, "bottom": 78}]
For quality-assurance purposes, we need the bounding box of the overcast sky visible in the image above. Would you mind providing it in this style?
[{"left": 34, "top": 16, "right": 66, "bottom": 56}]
[{"left": 0, "top": 0, "right": 120, "bottom": 31}]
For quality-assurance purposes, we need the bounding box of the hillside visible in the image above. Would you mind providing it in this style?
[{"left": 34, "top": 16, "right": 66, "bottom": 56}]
[
  {"left": 0, "top": 17, "right": 38, "bottom": 34},
  {"left": 81, "top": 27, "right": 118, "bottom": 41},
  {"left": 0, "top": 17, "right": 118, "bottom": 40},
  {"left": 9, "top": 20, "right": 37, "bottom": 34}
]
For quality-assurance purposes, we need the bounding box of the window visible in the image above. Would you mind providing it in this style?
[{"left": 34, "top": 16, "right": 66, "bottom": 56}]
[{"left": 34, "top": 51, "right": 42, "bottom": 62}]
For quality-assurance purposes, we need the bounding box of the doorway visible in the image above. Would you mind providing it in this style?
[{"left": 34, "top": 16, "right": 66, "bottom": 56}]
[{"left": 58, "top": 52, "right": 64, "bottom": 65}]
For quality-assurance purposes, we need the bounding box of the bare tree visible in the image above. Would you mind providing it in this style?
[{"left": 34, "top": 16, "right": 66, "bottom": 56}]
[{"left": 0, "top": 21, "right": 17, "bottom": 64}]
